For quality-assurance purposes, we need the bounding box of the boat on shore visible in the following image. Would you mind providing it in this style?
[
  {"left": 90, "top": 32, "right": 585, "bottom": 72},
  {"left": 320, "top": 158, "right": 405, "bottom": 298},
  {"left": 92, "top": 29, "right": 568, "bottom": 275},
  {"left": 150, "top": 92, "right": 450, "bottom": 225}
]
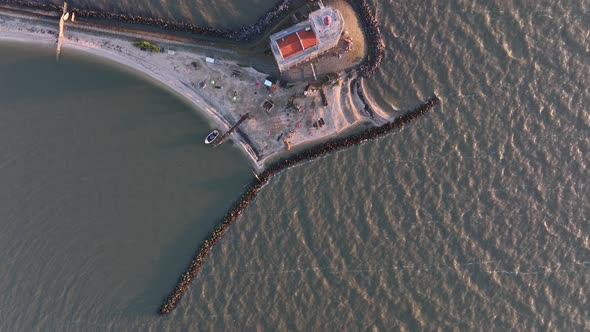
[{"left": 205, "top": 130, "right": 220, "bottom": 144}]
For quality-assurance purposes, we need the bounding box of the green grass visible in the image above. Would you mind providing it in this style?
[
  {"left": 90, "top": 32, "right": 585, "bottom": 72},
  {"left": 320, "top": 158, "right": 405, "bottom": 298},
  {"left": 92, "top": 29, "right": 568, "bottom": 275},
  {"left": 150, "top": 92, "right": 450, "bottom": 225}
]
[{"left": 132, "top": 40, "right": 160, "bottom": 53}]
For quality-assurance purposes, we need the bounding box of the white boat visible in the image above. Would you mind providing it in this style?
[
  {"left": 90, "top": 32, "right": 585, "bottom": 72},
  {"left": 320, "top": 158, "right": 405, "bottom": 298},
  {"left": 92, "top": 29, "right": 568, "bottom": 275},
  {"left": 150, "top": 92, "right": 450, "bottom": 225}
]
[{"left": 205, "top": 130, "right": 220, "bottom": 144}]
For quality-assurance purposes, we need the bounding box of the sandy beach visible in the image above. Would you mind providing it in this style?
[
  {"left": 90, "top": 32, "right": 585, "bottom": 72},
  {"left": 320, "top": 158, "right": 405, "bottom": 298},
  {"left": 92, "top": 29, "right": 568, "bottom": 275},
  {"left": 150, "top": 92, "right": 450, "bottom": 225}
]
[
  {"left": 0, "top": 7, "right": 388, "bottom": 169},
  {"left": 0, "top": 11, "right": 261, "bottom": 158}
]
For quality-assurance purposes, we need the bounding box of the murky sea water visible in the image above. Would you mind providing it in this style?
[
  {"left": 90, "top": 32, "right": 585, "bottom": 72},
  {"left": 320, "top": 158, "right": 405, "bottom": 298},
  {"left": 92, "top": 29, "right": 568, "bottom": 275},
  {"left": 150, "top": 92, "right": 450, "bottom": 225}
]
[{"left": 1, "top": 0, "right": 589, "bottom": 330}]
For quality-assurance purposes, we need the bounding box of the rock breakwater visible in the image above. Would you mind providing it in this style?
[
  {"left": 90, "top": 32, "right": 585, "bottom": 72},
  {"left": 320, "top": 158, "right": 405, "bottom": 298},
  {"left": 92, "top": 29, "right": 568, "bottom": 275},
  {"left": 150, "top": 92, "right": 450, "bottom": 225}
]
[
  {"left": 159, "top": 95, "right": 440, "bottom": 314},
  {"left": 0, "top": 0, "right": 60, "bottom": 12},
  {"left": 0, "top": 0, "right": 297, "bottom": 41}
]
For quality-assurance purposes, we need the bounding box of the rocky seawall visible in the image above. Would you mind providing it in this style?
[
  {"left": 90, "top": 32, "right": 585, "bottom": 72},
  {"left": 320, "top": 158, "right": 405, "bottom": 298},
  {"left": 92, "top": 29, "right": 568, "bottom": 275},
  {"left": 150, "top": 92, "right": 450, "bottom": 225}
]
[
  {"left": 159, "top": 95, "right": 440, "bottom": 314},
  {"left": 0, "top": 0, "right": 296, "bottom": 41},
  {"left": 343, "top": 0, "right": 384, "bottom": 78},
  {"left": 0, "top": 0, "right": 61, "bottom": 12}
]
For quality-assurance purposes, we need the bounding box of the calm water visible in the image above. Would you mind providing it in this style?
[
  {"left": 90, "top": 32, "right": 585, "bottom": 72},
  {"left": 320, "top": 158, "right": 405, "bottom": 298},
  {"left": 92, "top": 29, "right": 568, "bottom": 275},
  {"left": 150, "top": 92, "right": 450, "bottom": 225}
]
[
  {"left": 1, "top": 0, "right": 589, "bottom": 330},
  {"left": 42, "top": 0, "right": 280, "bottom": 29}
]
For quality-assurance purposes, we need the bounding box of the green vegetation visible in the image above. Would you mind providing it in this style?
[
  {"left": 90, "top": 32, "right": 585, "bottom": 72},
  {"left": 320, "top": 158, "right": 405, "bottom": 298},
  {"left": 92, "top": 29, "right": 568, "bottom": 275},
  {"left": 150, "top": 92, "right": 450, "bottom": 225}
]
[{"left": 132, "top": 40, "right": 160, "bottom": 53}]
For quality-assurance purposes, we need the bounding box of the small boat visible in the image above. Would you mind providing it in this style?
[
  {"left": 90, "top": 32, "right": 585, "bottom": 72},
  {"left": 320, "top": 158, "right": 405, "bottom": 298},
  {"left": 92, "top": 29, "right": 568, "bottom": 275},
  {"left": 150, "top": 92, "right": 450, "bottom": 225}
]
[{"left": 205, "top": 130, "right": 220, "bottom": 144}]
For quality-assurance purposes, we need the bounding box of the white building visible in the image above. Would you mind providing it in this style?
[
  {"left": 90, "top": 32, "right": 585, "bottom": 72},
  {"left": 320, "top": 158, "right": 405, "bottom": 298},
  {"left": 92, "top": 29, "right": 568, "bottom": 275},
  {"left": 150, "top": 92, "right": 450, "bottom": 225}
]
[{"left": 270, "top": 7, "right": 344, "bottom": 72}]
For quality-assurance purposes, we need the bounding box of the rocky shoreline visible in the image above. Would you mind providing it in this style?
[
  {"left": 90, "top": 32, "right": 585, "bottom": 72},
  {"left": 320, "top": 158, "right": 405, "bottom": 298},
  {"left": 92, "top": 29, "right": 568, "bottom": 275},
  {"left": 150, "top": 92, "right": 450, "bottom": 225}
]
[
  {"left": 159, "top": 95, "right": 440, "bottom": 315},
  {"left": 343, "top": 0, "right": 384, "bottom": 78},
  {"left": 0, "top": 0, "right": 297, "bottom": 40}
]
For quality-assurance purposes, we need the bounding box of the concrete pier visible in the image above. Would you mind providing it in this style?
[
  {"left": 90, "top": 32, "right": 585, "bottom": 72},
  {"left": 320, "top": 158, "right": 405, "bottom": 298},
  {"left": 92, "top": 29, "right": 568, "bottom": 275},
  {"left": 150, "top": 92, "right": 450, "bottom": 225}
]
[
  {"left": 56, "top": 1, "right": 66, "bottom": 62},
  {"left": 215, "top": 112, "right": 250, "bottom": 146}
]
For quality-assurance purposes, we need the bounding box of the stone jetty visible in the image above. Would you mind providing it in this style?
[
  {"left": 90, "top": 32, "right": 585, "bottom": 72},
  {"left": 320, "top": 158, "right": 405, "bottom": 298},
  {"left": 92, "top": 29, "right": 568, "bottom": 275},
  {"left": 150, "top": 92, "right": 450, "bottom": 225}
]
[{"left": 159, "top": 95, "right": 440, "bottom": 315}]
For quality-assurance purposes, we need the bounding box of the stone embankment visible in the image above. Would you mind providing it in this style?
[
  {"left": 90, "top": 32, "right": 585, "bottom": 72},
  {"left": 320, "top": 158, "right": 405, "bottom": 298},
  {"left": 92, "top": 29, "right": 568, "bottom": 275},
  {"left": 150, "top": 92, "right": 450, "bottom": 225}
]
[
  {"left": 159, "top": 95, "right": 440, "bottom": 315},
  {"left": 343, "top": 0, "right": 385, "bottom": 77},
  {"left": 0, "top": 0, "right": 60, "bottom": 12},
  {"left": 0, "top": 0, "right": 296, "bottom": 41}
]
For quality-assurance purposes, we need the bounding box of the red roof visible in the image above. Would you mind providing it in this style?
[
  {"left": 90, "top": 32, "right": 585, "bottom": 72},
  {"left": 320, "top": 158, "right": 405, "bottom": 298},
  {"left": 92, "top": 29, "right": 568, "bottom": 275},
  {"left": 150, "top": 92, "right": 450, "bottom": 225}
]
[
  {"left": 298, "top": 28, "right": 318, "bottom": 49},
  {"left": 276, "top": 32, "right": 302, "bottom": 59},
  {"left": 276, "top": 28, "right": 318, "bottom": 59}
]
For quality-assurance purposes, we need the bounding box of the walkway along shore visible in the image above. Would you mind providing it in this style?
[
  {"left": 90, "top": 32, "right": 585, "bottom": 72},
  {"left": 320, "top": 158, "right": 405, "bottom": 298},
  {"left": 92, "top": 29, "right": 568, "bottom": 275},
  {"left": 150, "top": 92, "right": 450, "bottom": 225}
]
[
  {"left": 159, "top": 95, "right": 441, "bottom": 315},
  {"left": 0, "top": 0, "right": 383, "bottom": 77}
]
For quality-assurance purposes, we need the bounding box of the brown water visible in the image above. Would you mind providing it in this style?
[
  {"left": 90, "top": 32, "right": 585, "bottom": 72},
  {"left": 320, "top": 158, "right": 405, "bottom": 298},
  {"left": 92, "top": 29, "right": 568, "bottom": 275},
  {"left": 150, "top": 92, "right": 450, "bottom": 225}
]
[
  {"left": 43, "top": 0, "right": 280, "bottom": 28},
  {"left": 1, "top": 0, "right": 589, "bottom": 329}
]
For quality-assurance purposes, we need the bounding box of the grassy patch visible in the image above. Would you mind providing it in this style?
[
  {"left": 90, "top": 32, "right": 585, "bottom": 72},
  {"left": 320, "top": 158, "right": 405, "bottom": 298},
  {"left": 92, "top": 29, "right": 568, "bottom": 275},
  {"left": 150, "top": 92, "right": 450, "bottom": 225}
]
[{"left": 132, "top": 40, "right": 160, "bottom": 53}]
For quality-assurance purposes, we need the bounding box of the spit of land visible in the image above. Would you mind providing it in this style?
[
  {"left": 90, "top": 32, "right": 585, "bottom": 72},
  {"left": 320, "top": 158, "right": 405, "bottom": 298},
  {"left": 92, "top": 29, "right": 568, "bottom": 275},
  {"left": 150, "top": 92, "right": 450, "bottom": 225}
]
[{"left": 0, "top": 0, "right": 389, "bottom": 170}]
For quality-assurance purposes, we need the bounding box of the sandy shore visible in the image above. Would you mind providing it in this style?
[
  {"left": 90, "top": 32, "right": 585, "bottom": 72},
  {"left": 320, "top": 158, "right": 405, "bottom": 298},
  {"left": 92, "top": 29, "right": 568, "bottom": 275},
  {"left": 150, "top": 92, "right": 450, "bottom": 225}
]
[
  {"left": 0, "top": 11, "right": 265, "bottom": 164},
  {"left": 0, "top": 8, "right": 388, "bottom": 170}
]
